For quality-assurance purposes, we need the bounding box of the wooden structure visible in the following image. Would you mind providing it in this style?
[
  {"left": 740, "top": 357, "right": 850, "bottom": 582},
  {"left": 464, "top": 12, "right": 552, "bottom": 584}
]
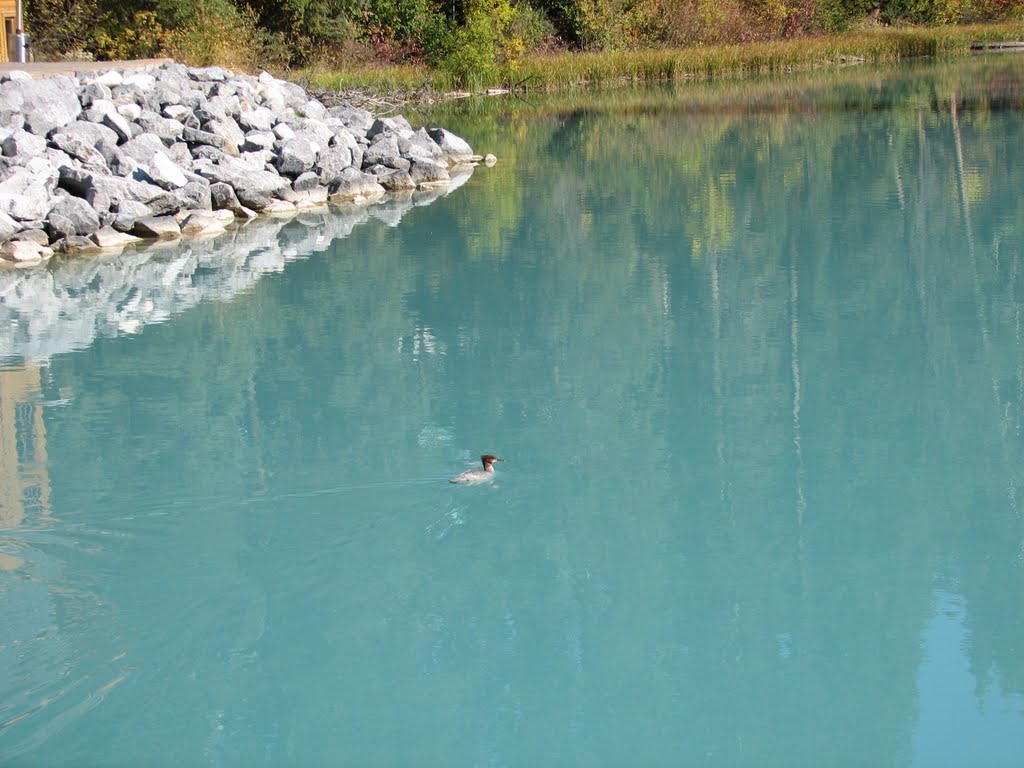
[
  {"left": 0, "top": 0, "right": 17, "bottom": 63},
  {"left": 970, "top": 40, "right": 1024, "bottom": 51}
]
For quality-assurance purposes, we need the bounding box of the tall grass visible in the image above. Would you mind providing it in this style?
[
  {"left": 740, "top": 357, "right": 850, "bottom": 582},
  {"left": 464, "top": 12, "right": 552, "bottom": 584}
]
[
  {"left": 300, "top": 22, "right": 1024, "bottom": 96},
  {"left": 299, "top": 62, "right": 434, "bottom": 94},
  {"left": 504, "top": 23, "right": 1024, "bottom": 91}
]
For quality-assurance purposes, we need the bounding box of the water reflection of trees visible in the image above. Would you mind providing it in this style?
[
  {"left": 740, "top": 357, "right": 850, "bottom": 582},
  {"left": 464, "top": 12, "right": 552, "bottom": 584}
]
[
  {"left": 21, "top": 56, "right": 1024, "bottom": 762},
  {"left": 424, "top": 54, "right": 1024, "bottom": 758}
]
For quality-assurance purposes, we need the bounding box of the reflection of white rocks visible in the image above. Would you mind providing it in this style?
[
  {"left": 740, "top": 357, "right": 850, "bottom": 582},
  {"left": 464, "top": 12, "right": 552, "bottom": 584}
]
[
  {"left": 0, "top": 61, "right": 483, "bottom": 260},
  {"left": 0, "top": 186, "right": 472, "bottom": 362}
]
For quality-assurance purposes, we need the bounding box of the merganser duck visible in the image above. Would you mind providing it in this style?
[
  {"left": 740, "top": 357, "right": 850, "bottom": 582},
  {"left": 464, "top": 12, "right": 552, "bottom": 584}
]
[{"left": 449, "top": 454, "right": 504, "bottom": 484}]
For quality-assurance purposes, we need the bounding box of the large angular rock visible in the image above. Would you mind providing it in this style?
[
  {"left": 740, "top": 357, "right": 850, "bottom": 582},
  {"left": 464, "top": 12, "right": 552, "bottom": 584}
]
[
  {"left": 84, "top": 98, "right": 116, "bottom": 122},
  {"left": 137, "top": 110, "right": 185, "bottom": 144},
  {"left": 375, "top": 168, "right": 415, "bottom": 191},
  {"left": 182, "top": 126, "right": 225, "bottom": 149},
  {"left": 256, "top": 71, "right": 307, "bottom": 112},
  {"left": 78, "top": 81, "right": 113, "bottom": 108},
  {"left": 315, "top": 144, "right": 355, "bottom": 184},
  {"left": 193, "top": 156, "right": 289, "bottom": 211},
  {"left": 238, "top": 106, "right": 275, "bottom": 133},
  {"left": 91, "top": 224, "right": 142, "bottom": 248},
  {"left": 168, "top": 141, "right": 192, "bottom": 168},
  {"left": 113, "top": 73, "right": 157, "bottom": 101},
  {"left": 12, "top": 227, "right": 49, "bottom": 246},
  {"left": 190, "top": 66, "right": 231, "bottom": 83},
  {"left": 0, "top": 79, "right": 27, "bottom": 124},
  {"left": 21, "top": 156, "right": 63, "bottom": 191},
  {"left": 240, "top": 149, "right": 275, "bottom": 170},
  {"left": 203, "top": 117, "right": 244, "bottom": 154},
  {"left": 275, "top": 136, "right": 319, "bottom": 177},
  {"left": 280, "top": 186, "right": 328, "bottom": 208},
  {"left": 148, "top": 152, "right": 189, "bottom": 189},
  {"left": 362, "top": 133, "right": 401, "bottom": 169},
  {"left": 101, "top": 111, "right": 134, "bottom": 143},
  {"left": 11, "top": 76, "right": 81, "bottom": 136},
  {"left": 326, "top": 105, "right": 374, "bottom": 135},
  {"left": 46, "top": 194, "right": 102, "bottom": 238},
  {"left": 97, "top": 144, "right": 137, "bottom": 177},
  {"left": 297, "top": 119, "right": 332, "bottom": 147},
  {"left": 367, "top": 116, "right": 414, "bottom": 141},
  {"left": 2, "top": 129, "right": 45, "bottom": 158},
  {"left": 145, "top": 191, "right": 192, "bottom": 217},
  {"left": 162, "top": 104, "right": 191, "bottom": 121},
  {"left": 408, "top": 157, "right": 450, "bottom": 187},
  {"left": 0, "top": 239, "right": 53, "bottom": 262},
  {"left": 119, "top": 134, "right": 172, "bottom": 166},
  {"left": 291, "top": 171, "right": 320, "bottom": 192},
  {"left": 179, "top": 211, "right": 227, "bottom": 237},
  {"left": 94, "top": 70, "right": 124, "bottom": 88},
  {"left": 179, "top": 178, "right": 213, "bottom": 210},
  {"left": 272, "top": 122, "right": 295, "bottom": 142},
  {"left": 190, "top": 145, "right": 229, "bottom": 163},
  {"left": 155, "top": 82, "right": 204, "bottom": 111},
  {"left": 132, "top": 215, "right": 181, "bottom": 239},
  {"left": 327, "top": 167, "right": 386, "bottom": 202},
  {"left": 117, "top": 103, "right": 142, "bottom": 121},
  {"left": 428, "top": 128, "right": 474, "bottom": 164},
  {"left": 402, "top": 128, "right": 445, "bottom": 161},
  {"left": 242, "top": 130, "right": 275, "bottom": 152},
  {"left": 58, "top": 165, "right": 186, "bottom": 216},
  {"left": 209, "top": 181, "right": 245, "bottom": 215},
  {"left": 0, "top": 208, "right": 18, "bottom": 240},
  {"left": 52, "top": 234, "right": 102, "bottom": 253},
  {"left": 51, "top": 121, "right": 119, "bottom": 149},
  {"left": 211, "top": 94, "right": 245, "bottom": 119},
  {"left": 0, "top": 239, "right": 54, "bottom": 264},
  {"left": 49, "top": 133, "right": 109, "bottom": 172},
  {"left": 297, "top": 100, "right": 327, "bottom": 121},
  {"left": 0, "top": 167, "right": 53, "bottom": 220},
  {"left": 261, "top": 199, "right": 296, "bottom": 215},
  {"left": 111, "top": 199, "right": 152, "bottom": 232}
]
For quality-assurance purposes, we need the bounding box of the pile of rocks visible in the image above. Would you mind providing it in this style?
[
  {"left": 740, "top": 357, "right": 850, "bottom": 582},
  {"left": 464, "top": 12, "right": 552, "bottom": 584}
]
[{"left": 0, "top": 62, "right": 481, "bottom": 263}]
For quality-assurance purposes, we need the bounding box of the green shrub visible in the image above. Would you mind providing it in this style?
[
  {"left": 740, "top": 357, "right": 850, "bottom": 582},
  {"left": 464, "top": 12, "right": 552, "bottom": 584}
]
[
  {"left": 94, "top": 9, "right": 167, "bottom": 60},
  {"left": 510, "top": 2, "right": 561, "bottom": 51},
  {"left": 435, "top": 0, "right": 519, "bottom": 87},
  {"left": 359, "top": 0, "right": 445, "bottom": 58},
  {"left": 244, "top": 0, "right": 360, "bottom": 66},
  {"left": 164, "top": 1, "right": 263, "bottom": 69}
]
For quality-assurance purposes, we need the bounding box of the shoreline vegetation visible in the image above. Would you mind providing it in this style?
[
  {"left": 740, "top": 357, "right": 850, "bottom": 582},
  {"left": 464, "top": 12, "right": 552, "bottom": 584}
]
[
  {"left": 24, "top": 1, "right": 1024, "bottom": 108},
  {"left": 299, "top": 22, "right": 1024, "bottom": 109}
]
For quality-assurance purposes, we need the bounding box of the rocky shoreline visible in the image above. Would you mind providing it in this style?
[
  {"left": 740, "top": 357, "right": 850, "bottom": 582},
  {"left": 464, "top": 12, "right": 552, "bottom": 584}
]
[{"left": 0, "top": 61, "right": 486, "bottom": 264}]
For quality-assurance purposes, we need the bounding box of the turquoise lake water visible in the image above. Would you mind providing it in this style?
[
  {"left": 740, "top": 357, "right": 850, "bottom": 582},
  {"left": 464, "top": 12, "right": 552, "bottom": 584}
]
[{"left": 2, "top": 56, "right": 1024, "bottom": 766}]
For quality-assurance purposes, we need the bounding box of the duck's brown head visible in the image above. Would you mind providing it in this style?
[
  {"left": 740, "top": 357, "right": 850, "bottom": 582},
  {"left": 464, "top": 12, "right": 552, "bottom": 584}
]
[{"left": 481, "top": 454, "right": 504, "bottom": 468}]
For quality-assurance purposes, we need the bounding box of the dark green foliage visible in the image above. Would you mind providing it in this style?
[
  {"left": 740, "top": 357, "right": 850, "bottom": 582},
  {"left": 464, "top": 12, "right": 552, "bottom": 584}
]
[
  {"left": 534, "top": 0, "right": 591, "bottom": 46},
  {"left": 25, "top": 0, "right": 104, "bottom": 58},
  {"left": 880, "top": 0, "right": 938, "bottom": 23},
  {"left": 361, "top": 0, "right": 448, "bottom": 60},
  {"left": 242, "top": 0, "right": 358, "bottom": 64}
]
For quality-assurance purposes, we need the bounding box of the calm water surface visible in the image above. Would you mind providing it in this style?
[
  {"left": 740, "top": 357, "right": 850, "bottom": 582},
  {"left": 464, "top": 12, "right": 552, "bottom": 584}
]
[{"left": 2, "top": 57, "right": 1024, "bottom": 767}]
